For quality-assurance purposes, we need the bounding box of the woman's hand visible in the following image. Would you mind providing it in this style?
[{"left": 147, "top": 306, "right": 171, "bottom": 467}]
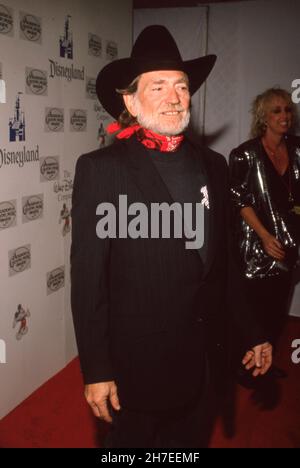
[{"left": 261, "top": 232, "right": 285, "bottom": 260}]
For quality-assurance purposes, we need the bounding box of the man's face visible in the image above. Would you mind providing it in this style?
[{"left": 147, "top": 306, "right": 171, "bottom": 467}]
[{"left": 124, "top": 70, "right": 191, "bottom": 136}]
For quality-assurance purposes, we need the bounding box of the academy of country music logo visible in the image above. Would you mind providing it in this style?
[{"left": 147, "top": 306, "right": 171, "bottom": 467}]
[
  {"left": 26, "top": 68, "right": 48, "bottom": 96},
  {"left": 0, "top": 200, "right": 17, "bottom": 230},
  {"left": 45, "top": 108, "right": 64, "bottom": 132},
  {"left": 9, "top": 244, "right": 31, "bottom": 276},
  {"left": 20, "top": 12, "right": 42, "bottom": 43},
  {"left": 86, "top": 77, "right": 96, "bottom": 100},
  {"left": 0, "top": 4, "right": 13, "bottom": 36},
  {"left": 22, "top": 194, "right": 43, "bottom": 223},
  {"left": 60, "top": 15, "right": 73, "bottom": 59},
  {"left": 88, "top": 33, "right": 102, "bottom": 57},
  {"left": 13, "top": 304, "right": 31, "bottom": 340},
  {"left": 0, "top": 145, "right": 39, "bottom": 169},
  {"left": 70, "top": 109, "right": 87, "bottom": 132},
  {"left": 9, "top": 93, "right": 25, "bottom": 142},
  {"left": 40, "top": 156, "right": 59, "bottom": 182},
  {"left": 47, "top": 266, "right": 65, "bottom": 295},
  {"left": 106, "top": 40, "right": 118, "bottom": 61},
  {"left": 49, "top": 59, "right": 84, "bottom": 82}
]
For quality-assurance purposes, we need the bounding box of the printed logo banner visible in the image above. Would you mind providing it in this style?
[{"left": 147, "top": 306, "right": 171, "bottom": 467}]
[
  {"left": 40, "top": 156, "right": 60, "bottom": 182},
  {"left": 45, "top": 107, "right": 64, "bottom": 132},
  {"left": 22, "top": 194, "right": 44, "bottom": 223},
  {"left": 9, "top": 244, "right": 31, "bottom": 276},
  {"left": 88, "top": 33, "right": 102, "bottom": 57},
  {"left": 47, "top": 266, "right": 65, "bottom": 295},
  {"left": 0, "top": 4, "right": 14, "bottom": 37},
  {"left": 0, "top": 200, "right": 17, "bottom": 230},
  {"left": 26, "top": 68, "right": 48, "bottom": 96},
  {"left": 70, "top": 109, "right": 87, "bottom": 132},
  {"left": 20, "top": 12, "right": 42, "bottom": 43}
]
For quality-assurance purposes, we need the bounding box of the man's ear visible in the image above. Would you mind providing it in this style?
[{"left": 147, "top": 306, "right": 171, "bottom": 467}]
[{"left": 123, "top": 94, "right": 137, "bottom": 117}]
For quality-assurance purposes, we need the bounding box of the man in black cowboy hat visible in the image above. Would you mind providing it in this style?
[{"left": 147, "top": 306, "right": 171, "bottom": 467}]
[{"left": 71, "top": 25, "right": 272, "bottom": 448}]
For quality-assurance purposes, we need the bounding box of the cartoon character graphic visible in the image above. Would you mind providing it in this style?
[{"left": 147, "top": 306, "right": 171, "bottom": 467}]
[
  {"left": 59, "top": 203, "right": 71, "bottom": 236},
  {"left": 98, "top": 121, "right": 106, "bottom": 148},
  {"left": 13, "top": 304, "right": 30, "bottom": 340}
]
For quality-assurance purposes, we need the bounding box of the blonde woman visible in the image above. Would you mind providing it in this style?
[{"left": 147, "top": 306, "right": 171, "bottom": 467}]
[{"left": 229, "top": 88, "right": 300, "bottom": 372}]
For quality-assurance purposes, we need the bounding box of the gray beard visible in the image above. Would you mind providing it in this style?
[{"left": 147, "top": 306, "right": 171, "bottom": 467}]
[{"left": 134, "top": 99, "right": 190, "bottom": 136}]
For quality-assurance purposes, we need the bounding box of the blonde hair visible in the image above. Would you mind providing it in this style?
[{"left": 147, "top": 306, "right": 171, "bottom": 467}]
[{"left": 250, "top": 87, "right": 297, "bottom": 138}]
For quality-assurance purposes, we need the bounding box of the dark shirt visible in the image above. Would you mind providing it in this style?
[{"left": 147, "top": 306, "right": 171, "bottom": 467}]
[
  {"left": 147, "top": 140, "right": 209, "bottom": 262},
  {"left": 262, "top": 147, "right": 300, "bottom": 244}
]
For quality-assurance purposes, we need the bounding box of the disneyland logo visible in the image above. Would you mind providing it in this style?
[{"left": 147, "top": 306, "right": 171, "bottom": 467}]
[
  {"left": 9, "top": 245, "right": 31, "bottom": 276},
  {"left": 292, "top": 80, "right": 300, "bottom": 104},
  {"left": 70, "top": 109, "right": 87, "bottom": 132},
  {"left": 0, "top": 145, "right": 39, "bottom": 169},
  {"left": 22, "top": 194, "right": 43, "bottom": 222},
  {"left": 96, "top": 194, "right": 207, "bottom": 250},
  {"left": 86, "top": 78, "right": 97, "bottom": 100},
  {"left": 40, "top": 156, "right": 60, "bottom": 182},
  {"left": 291, "top": 339, "right": 300, "bottom": 364},
  {"left": 88, "top": 33, "right": 102, "bottom": 57},
  {"left": 26, "top": 68, "right": 48, "bottom": 96},
  {"left": 49, "top": 59, "right": 84, "bottom": 82},
  {"left": 0, "top": 339, "right": 6, "bottom": 364},
  {"left": 45, "top": 107, "right": 64, "bottom": 132},
  {"left": 0, "top": 200, "right": 17, "bottom": 230},
  {"left": 47, "top": 267, "right": 65, "bottom": 295},
  {"left": 20, "top": 13, "right": 42, "bottom": 42},
  {"left": 0, "top": 4, "right": 13, "bottom": 35}
]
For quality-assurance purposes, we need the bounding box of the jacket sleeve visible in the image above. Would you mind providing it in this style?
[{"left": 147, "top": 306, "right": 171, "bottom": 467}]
[
  {"left": 229, "top": 147, "right": 255, "bottom": 212},
  {"left": 71, "top": 154, "right": 114, "bottom": 384}
]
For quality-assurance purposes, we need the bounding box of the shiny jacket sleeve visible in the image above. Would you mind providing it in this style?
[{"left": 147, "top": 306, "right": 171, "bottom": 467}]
[
  {"left": 71, "top": 154, "right": 113, "bottom": 384},
  {"left": 229, "top": 146, "right": 256, "bottom": 211}
]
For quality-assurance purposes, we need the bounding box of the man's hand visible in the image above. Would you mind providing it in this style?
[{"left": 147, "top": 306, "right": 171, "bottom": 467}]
[
  {"left": 242, "top": 342, "right": 273, "bottom": 377},
  {"left": 84, "top": 381, "right": 121, "bottom": 423}
]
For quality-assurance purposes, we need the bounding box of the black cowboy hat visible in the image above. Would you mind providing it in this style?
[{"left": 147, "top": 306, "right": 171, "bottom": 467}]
[{"left": 96, "top": 25, "right": 216, "bottom": 119}]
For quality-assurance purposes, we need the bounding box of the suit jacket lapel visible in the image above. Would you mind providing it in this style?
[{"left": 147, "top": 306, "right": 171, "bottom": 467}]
[
  {"left": 123, "top": 137, "right": 219, "bottom": 275},
  {"left": 188, "top": 141, "right": 218, "bottom": 280}
]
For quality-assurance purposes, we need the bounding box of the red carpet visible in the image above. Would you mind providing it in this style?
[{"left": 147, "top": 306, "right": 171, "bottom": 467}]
[{"left": 1, "top": 317, "right": 300, "bottom": 448}]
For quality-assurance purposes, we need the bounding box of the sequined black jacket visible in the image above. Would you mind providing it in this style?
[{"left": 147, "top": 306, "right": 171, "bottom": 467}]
[{"left": 229, "top": 135, "right": 300, "bottom": 279}]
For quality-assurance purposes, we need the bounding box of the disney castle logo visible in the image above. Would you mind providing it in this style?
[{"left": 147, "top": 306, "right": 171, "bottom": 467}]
[
  {"left": 9, "top": 93, "right": 25, "bottom": 142},
  {"left": 60, "top": 15, "right": 73, "bottom": 59}
]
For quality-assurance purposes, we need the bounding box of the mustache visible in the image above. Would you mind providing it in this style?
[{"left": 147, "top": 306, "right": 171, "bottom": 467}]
[{"left": 160, "top": 106, "right": 187, "bottom": 113}]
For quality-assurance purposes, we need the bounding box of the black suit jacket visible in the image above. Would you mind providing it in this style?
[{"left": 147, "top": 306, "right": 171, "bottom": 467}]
[{"left": 71, "top": 136, "right": 263, "bottom": 411}]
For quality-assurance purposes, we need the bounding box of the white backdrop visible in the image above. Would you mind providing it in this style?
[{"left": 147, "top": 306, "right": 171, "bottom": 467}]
[
  {"left": 0, "top": 0, "right": 132, "bottom": 419},
  {"left": 135, "top": 0, "right": 300, "bottom": 318}
]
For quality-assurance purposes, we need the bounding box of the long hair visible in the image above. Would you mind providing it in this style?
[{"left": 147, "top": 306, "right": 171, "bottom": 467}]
[
  {"left": 116, "top": 76, "right": 140, "bottom": 128},
  {"left": 250, "top": 87, "right": 298, "bottom": 138}
]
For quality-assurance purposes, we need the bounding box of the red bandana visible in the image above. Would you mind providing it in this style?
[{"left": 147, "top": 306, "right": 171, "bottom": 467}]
[{"left": 107, "top": 122, "right": 184, "bottom": 152}]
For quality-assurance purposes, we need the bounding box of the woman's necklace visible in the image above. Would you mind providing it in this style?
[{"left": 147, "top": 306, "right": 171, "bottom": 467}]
[{"left": 262, "top": 137, "right": 294, "bottom": 204}]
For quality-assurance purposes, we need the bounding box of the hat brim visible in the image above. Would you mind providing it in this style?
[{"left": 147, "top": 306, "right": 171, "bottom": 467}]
[{"left": 96, "top": 55, "right": 216, "bottom": 120}]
